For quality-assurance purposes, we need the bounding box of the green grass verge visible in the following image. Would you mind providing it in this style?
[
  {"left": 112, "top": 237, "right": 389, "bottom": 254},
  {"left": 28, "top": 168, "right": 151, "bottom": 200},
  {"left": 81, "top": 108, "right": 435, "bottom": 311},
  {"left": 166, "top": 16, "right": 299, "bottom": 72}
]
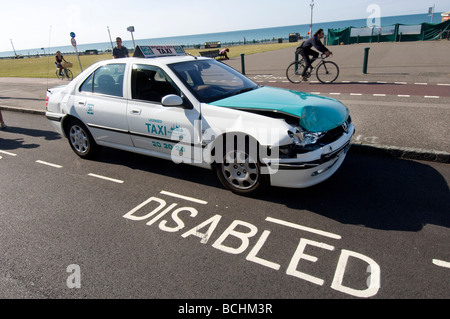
[{"left": 0, "top": 42, "right": 299, "bottom": 78}]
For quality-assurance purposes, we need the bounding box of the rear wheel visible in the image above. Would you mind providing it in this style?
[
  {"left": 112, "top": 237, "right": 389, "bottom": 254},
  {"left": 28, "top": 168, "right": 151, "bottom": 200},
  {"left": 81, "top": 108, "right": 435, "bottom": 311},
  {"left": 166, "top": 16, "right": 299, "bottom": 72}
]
[
  {"left": 65, "top": 119, "right": 98, "bottom": 159},
  {"left": 286, "top": 61, "right": 306, "bottom": 84}
]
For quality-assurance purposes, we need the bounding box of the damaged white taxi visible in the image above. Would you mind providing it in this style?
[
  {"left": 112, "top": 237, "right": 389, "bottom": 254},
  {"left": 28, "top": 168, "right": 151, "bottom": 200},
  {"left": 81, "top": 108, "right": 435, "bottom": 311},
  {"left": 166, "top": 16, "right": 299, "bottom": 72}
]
[{"left": 46, "top": 45, "right": 354, "bottom": 194}]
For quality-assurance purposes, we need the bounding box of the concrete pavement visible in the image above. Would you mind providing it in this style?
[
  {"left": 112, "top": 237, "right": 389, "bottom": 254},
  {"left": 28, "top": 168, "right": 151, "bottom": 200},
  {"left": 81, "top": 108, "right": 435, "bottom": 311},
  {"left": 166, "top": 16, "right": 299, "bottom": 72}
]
[{"left": 0, "top": 41, "right": 449, "bottom": 162}]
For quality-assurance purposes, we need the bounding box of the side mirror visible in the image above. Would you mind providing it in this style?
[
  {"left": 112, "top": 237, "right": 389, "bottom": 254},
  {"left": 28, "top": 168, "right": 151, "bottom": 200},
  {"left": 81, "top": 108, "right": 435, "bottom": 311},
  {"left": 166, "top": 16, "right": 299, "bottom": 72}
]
[{"left": 161, "top": 94, "right": 183, "bottom": 107}]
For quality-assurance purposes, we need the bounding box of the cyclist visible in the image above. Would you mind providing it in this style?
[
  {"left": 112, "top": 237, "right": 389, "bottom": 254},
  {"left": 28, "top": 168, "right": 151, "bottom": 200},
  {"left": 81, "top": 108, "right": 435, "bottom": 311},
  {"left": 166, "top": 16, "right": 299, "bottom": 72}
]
[
  {"left": 55, "top": 51, "right": 68, "bottom": 76},
  {"left": 296, "top": 29, "right": 332, "bottom": 82}
]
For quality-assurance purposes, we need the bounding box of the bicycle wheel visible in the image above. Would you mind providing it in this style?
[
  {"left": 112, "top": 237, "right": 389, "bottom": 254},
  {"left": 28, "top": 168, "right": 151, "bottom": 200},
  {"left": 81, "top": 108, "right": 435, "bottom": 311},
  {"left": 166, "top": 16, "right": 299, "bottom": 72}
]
[
  {"left": 316, "top": 61, "right": 339, "bottom": 84},
  {"left": 286, "top": 61, "right": 306, "bottom": 84},
  {"left": 56, "top": 69, "right": 62, "bottom": 80},
  {"left": 65, "top": 69, "right": 73, "bottom": 81}
]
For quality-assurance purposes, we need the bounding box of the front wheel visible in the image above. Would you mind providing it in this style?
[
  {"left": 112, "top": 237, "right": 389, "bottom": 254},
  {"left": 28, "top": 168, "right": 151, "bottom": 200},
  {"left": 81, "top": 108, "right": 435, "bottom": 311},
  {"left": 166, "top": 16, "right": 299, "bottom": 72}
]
[
  {"left": 215, "top": 149, "right": 266, "bottom": 195},
  {"left": 286, "top": 61, "right": 306, "bottom": 84},
  {"left": 316, "top": 61, "right": 339, "bottom": 84},
  {"left": 65, "top": 69, "right": 73, "bottom": 81}
]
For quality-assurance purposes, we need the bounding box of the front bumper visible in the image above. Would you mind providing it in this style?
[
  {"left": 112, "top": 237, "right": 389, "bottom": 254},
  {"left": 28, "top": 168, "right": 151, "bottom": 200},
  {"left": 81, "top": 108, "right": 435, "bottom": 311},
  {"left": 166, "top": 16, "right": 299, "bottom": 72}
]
[{"left": 268, "top": 124, "right": 354, "bottom": 188}]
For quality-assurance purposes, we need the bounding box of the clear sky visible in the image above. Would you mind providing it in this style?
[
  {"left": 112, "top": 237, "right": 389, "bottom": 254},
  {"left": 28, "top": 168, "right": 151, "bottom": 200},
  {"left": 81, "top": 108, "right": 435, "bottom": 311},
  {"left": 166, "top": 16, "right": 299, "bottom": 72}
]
[{"left": 1, "top": 0, "right": 448, "bottom": 52}]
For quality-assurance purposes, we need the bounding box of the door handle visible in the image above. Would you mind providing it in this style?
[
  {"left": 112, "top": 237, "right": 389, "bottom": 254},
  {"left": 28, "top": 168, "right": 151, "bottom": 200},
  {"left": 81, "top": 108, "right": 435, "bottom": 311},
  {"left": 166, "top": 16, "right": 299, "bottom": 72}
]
[
  {"left": 130, "top": 109, "right": 141, "bottom": 115},
  {"left": 78, "top": 101, "right": 86, "bottom": 106}
]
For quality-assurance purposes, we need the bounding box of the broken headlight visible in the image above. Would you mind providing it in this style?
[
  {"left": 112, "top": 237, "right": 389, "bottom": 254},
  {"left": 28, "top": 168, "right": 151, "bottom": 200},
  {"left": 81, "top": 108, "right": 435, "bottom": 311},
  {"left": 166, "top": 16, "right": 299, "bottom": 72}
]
[{"left": 288, "top": 128, "right": 325, "bottom": 147}]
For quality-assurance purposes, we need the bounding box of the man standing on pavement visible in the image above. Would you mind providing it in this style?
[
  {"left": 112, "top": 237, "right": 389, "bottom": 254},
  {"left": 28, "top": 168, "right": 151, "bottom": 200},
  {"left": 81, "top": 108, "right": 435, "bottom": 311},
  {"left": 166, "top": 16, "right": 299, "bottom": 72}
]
[
  {"left": 297, "top": 29, "right": 332, "bottom": 81},
  {"left": 113, "top": 37, "right": 129, "bottom": 59}
]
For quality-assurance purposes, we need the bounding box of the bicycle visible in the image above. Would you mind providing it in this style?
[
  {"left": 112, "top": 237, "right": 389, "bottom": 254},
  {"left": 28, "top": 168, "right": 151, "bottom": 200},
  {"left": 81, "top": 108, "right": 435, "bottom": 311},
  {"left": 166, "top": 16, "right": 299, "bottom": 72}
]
[
  {"left": 56, "top": 61, "right": 73, "bottom": 81},
  {"left": 286, "top": 54, "right": 339, "bottom": 84},
  {"left": 56, "top": 67, "right": 73, "bottom": 81}
]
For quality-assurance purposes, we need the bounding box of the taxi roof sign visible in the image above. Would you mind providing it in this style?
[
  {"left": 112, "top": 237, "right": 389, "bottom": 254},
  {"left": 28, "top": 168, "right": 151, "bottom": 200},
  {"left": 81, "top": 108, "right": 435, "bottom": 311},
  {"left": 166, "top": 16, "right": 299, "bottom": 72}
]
[{"left": 133, "top": 45, "right": 186, "bottom": 58}]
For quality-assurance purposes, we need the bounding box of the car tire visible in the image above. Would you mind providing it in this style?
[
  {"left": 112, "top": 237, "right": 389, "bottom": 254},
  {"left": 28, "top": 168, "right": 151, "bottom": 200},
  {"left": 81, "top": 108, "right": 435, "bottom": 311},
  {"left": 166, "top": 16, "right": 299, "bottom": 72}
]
[
  {"left": 65, "top": 118, "right": 98, "bottom": 159},
  {"left": 214, "top": 135, "right": 268, "bottom": 195}
]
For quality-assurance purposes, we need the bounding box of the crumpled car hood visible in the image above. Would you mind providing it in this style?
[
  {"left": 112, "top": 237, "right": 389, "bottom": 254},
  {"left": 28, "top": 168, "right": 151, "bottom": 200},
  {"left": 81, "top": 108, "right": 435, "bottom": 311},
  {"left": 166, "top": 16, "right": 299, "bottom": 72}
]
[{"left": 210, "top": 86, "right": 349, "bottom": 132}]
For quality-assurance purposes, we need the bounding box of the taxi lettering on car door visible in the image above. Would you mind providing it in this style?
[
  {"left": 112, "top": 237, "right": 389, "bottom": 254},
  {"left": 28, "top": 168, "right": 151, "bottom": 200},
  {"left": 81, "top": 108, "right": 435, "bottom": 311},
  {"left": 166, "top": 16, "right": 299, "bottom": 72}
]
[{"left": 126, "top": 63, "right": 200, "bottom": 160}]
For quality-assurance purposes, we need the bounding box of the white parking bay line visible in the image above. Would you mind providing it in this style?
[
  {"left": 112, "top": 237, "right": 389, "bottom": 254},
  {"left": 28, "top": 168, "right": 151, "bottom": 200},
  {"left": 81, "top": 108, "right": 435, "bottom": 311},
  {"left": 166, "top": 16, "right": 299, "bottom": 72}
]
[
  {"left": 88, "top": 173, "right": 124, "bottom": 184},
  {"left": 160, "top": 190, "right": 208, "bottom": 205},
  {"left": 35, "top": 160, "right": 62, "bottom": 168},
  {"left": 432, "top": 259, "right": 450, "bottom": 269},
  {"left": 266, "top": 217, "right": 341, "bottom": 240},
  {"left": 0, "top": 150, "right": 17, "bottom": 156}
]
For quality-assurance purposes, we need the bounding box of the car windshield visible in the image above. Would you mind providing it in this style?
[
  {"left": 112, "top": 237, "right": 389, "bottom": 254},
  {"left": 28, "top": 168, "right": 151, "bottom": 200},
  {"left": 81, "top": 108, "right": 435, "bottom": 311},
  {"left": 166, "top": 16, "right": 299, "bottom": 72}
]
[{"left": 169, "top": 59, "right": 258, "bottom": 103}]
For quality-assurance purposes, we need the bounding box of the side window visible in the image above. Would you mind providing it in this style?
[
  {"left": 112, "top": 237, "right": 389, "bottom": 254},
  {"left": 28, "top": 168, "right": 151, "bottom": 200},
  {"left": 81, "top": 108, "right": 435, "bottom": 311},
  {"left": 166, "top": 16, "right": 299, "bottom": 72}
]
[
  {"left": 80, "top": 73, "right": 93, "bottom": 93},
  {"left": 132, "top": 64, "right": 180, "bottom": 103},
  {"left": 79, "top": 64, "right": 125, "bottom": 97}
]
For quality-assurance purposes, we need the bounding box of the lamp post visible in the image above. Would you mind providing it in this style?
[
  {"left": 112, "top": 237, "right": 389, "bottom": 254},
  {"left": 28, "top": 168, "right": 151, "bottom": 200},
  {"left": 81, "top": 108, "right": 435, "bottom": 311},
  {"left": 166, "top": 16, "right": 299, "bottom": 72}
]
[
  {"left": 309, "top": 0, "right": 314, "bottom": 38},
  {"left": 127, "top": 26, "right": 136, "bottom": 49},
  {"left": 107, "top": 26, "right": 114, "bottom": 52},
  {"left": 10, "top": 39, "right": 17, "bottom": 57}
]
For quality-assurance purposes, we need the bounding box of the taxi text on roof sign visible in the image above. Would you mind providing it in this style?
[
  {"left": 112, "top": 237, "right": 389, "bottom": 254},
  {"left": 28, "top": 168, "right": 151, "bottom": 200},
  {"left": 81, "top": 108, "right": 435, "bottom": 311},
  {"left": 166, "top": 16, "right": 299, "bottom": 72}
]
[{"left": 133, "top": 45, "right": 186, "bottom": 58}]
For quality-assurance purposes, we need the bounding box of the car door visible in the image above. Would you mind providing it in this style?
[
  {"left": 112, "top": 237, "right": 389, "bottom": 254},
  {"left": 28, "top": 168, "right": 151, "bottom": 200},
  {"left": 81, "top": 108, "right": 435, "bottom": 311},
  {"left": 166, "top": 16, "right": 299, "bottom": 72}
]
[
  {"left": 127, "top": 63, "right": 201, "bottom": 162},
  {"left": 74, "top": 63, "right": 133, "bottom": 147}
]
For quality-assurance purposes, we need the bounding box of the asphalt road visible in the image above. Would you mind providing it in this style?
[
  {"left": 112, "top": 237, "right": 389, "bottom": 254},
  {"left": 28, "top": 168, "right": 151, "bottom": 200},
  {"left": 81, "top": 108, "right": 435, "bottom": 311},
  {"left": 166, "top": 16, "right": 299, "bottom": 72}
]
[{"left": 1, "top": 110, "right": 449, "bottom": 299}]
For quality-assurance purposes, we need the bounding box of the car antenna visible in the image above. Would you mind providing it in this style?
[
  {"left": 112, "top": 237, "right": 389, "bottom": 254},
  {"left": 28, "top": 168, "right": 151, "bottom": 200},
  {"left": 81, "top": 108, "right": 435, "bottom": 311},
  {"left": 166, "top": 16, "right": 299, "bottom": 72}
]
[{"left": 186, "top": 52, "right": 197, "bottom": 59}]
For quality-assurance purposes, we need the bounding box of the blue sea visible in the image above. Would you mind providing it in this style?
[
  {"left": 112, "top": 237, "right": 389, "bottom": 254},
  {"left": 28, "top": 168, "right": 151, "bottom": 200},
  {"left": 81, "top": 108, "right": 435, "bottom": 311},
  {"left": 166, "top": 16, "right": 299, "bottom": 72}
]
[{"left": 0, "top": 12, "right": 444, "bottom": 58}]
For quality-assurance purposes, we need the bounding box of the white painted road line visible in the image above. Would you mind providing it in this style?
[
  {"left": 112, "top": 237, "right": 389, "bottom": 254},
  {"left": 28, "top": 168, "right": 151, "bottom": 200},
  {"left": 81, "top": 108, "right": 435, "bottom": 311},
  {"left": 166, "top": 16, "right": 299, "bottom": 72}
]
[
  {"left": 373, "top": 94, "right": 386, "bottom": 97},
  {"left": 424, "top": 96, "right": 440, "bottom": 99},
  {"left": 414, "top": 83, "right": 428, "bottom": 85},
  {"left": 350, "top": 93, "right": 362, "bottom": 96},
  {"left": 35, "top": 160, "right": 62, "bottom": 168},
  {"left": 398, "top": 95, "right": 411, "bottom": 97},
  {"left": 0, "top": 150, "right": 17, "bottom": 156},
  {"left": 394, "top": 82, "right": 407, "bottom": 85},
  {"left": 88, "top": 173, "right": 124, "bottom": 184},
  {"left": 160, "top": 190, "right": 208, "bottom": 205},
  {"left": 432, "top": 259, "right": 450, "bottom": 269},
  {"left": 437, "top": 83, "right": 450, "bottom": 86},
  {"left": 265, "top": 217, "right": 342, "bottom": 240}
]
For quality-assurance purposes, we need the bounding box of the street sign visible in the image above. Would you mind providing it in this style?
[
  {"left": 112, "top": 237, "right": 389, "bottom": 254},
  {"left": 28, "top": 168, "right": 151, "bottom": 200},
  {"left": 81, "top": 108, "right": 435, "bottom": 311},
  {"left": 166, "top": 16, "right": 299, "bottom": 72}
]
[
  {"left": 71, "top": 38, "right": 77, "bottom": 47},
  {"left": 70, "top": 32, "right": 76, "bottom": 38}
]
